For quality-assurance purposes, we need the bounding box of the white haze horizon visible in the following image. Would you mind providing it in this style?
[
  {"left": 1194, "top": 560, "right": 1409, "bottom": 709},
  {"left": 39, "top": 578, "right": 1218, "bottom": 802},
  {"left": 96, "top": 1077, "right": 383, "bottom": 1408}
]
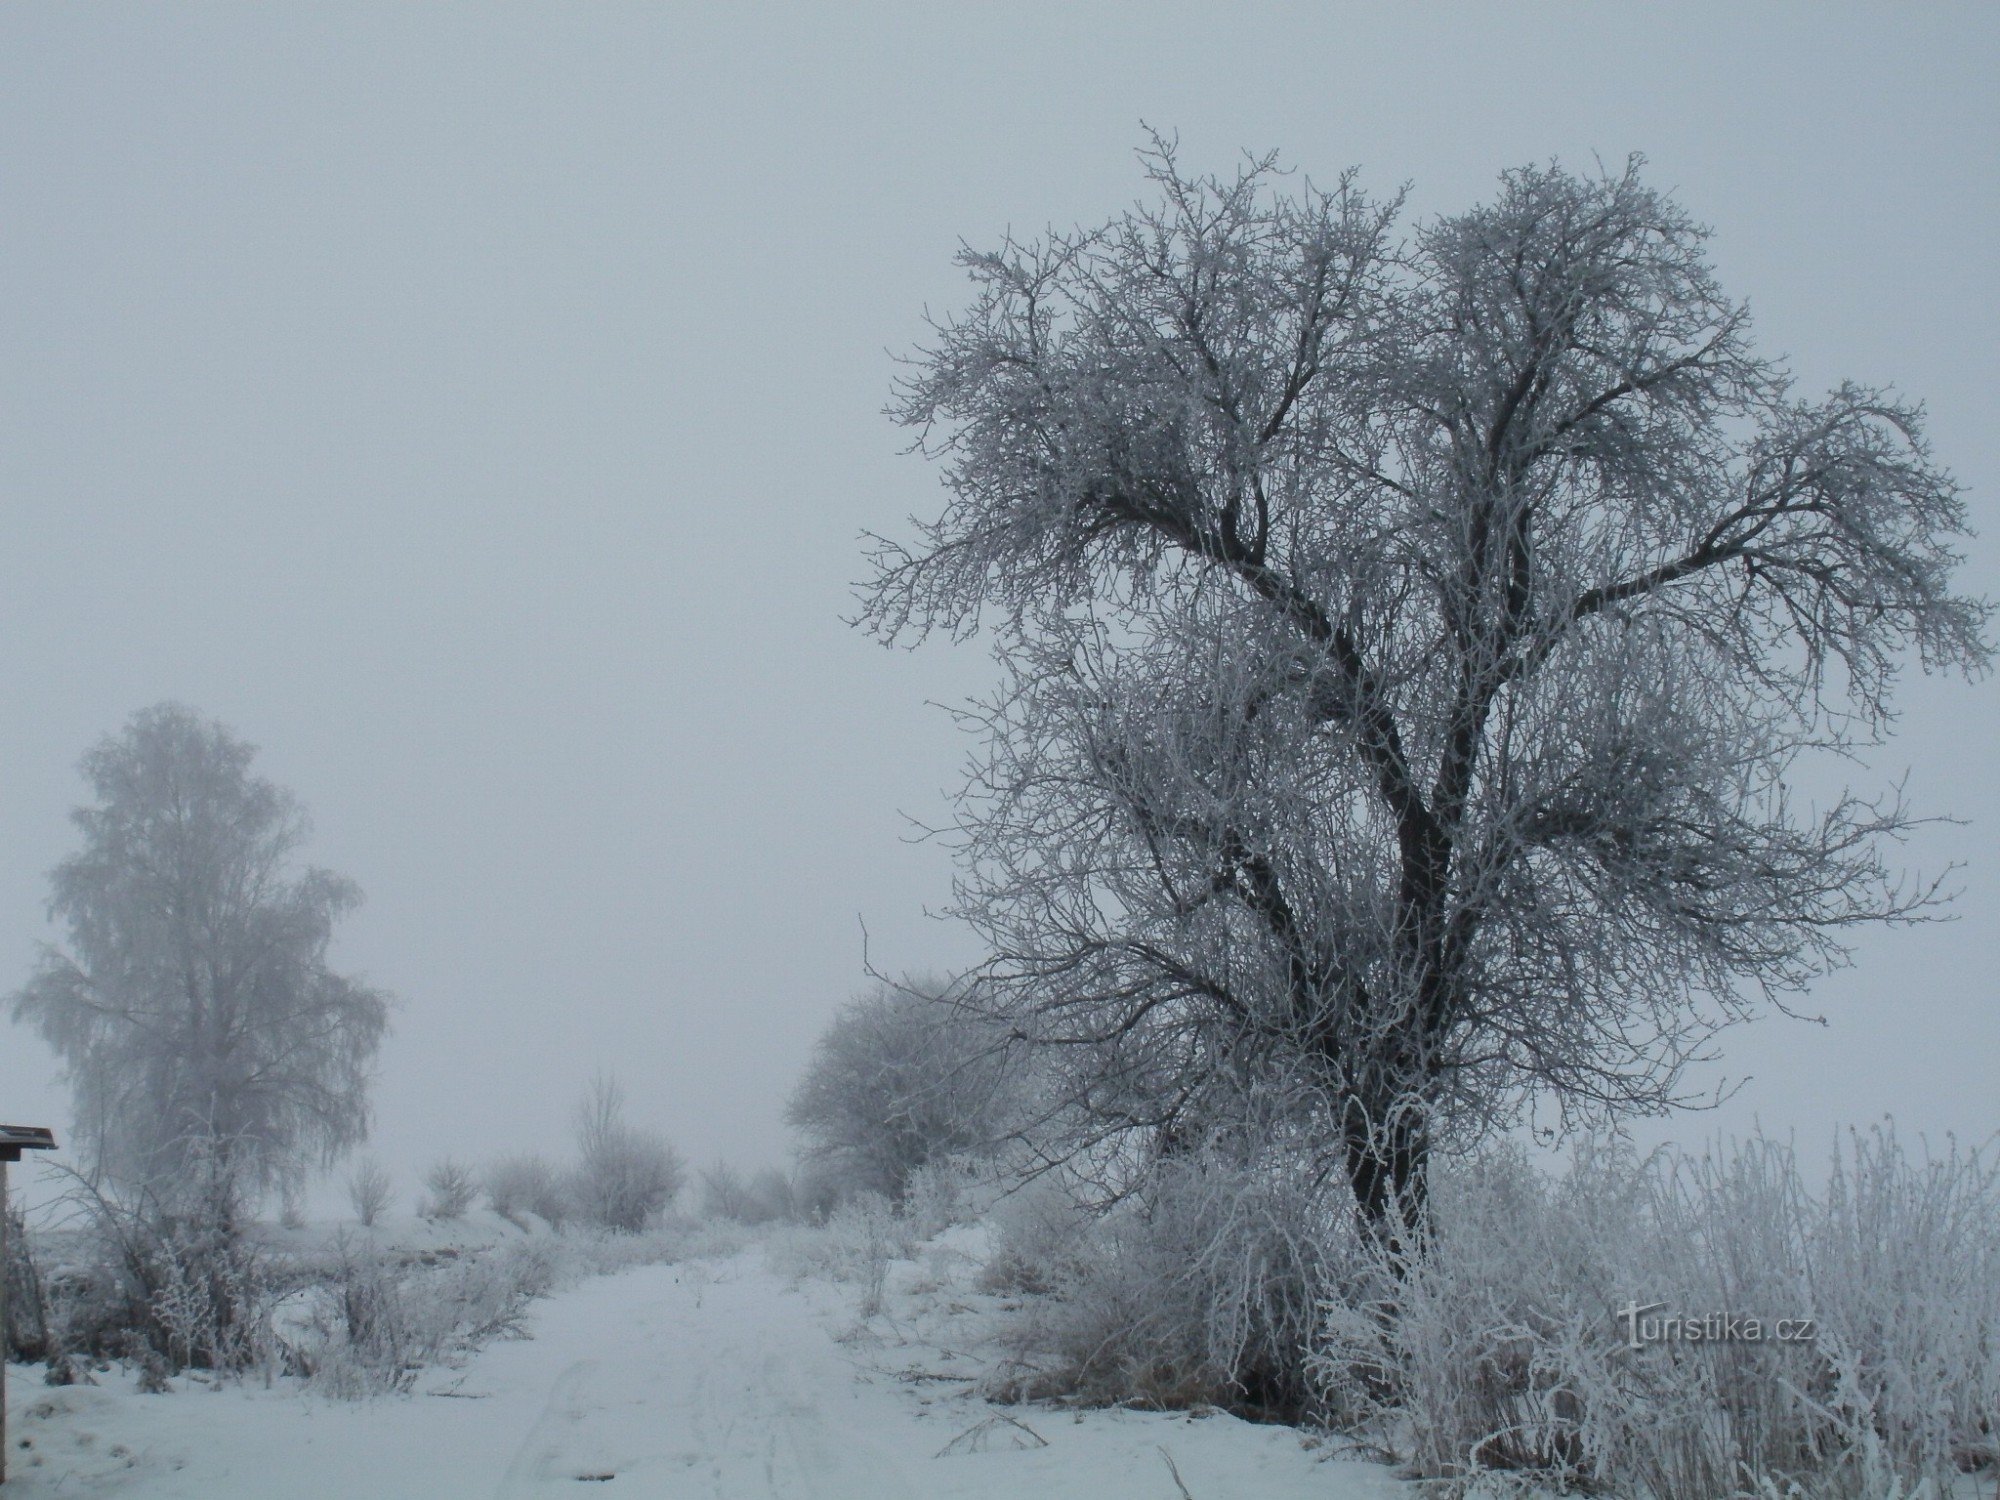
[{"left": 1, "top": 4, "right": 1994, "bottom": 1213}]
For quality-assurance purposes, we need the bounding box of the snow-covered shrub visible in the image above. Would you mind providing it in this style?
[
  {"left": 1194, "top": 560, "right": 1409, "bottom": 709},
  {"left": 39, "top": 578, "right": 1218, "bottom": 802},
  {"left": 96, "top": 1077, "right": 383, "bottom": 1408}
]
[
  {"left": 669, "top": 1215, "right": 754, "bottom": 1262},
  {"left": 841, "top": 1194, "right": 900, "bottom": 1316},
  {"left": 1310, "top": 1126, "right": 2000, "bottom": 1499},
  {"left": 1316, "top": 1140, "right": 1666, "bottom": 1488},
  {"left": 569, "top": 1128, "right": 682, "bottom": 1233},
  {"left": 568, "top": 1077, "right": 684, "bottom": 1233},
  {"left": 347, "top": 1158, "right": 392, "bottom": 1227},
  {"left": 1000, "top": 1149, "right": 1354, "bottom": 1418},
  {"left": 901, "top": 1157, "right": 981, "bottom": 1239},
  {"left": 790, "top": 1162, "right": 845, "bottom": 1223},
  {"left": 31, "top": 1172, "right": 277, "bottom": 1377},
  {"left": 147, "top": 1219, "right": 277, "bottom": 1374},
  {"left": 485, "top": 1154, "right": 568, "bottom": 1229},
  {"left": 555, "top": 1224, "right": 679, "bottom": 1281},
  {"left": 420, "top": 1159, "right": 477, "bottom": 1220},
  {"left": 22, "top": 1239, "right": 139, "bottom": 1369},
  {"left": 766, "top": 1191, "right": 888, "bottom": 1281}
]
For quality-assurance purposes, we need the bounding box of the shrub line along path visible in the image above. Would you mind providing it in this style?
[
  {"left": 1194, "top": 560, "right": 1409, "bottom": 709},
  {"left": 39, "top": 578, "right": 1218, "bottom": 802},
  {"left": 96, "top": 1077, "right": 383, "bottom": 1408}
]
[{"left": 3, "top": 1241, "right": 1405, "bottom": 1498}]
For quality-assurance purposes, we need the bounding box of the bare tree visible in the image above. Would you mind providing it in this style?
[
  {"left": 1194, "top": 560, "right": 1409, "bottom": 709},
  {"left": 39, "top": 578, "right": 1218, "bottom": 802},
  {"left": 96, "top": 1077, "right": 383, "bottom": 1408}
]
[
  {"left": 861, "top": 143, "right": 1990, "bottom": 1234},
  {"left": 12, "top": 704, "right": 392, "bottom": 1237}
]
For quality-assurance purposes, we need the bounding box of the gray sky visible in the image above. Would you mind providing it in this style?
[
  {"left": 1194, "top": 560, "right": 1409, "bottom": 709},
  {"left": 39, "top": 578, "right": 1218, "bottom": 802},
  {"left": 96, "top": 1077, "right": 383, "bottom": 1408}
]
[{"left": 2, "top": 4, "right": 1994, "bottom": 1198}]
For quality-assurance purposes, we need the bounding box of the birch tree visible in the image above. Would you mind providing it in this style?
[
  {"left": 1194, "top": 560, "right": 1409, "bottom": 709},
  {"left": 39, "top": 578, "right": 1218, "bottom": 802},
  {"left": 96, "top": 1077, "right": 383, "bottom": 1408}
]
[
  {"left": 12, "top": 704, "right": 391, "bottom": 1234},
  {"left": 861, "top": 143, "right": 1990, "bottom": 1233}
]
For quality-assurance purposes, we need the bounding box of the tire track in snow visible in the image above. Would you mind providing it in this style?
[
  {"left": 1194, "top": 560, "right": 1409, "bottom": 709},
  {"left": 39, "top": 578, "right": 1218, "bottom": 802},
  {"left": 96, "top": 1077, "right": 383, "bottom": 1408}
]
[{"left": 494, "top": 1359, "right": 601, "bottom": 1495}]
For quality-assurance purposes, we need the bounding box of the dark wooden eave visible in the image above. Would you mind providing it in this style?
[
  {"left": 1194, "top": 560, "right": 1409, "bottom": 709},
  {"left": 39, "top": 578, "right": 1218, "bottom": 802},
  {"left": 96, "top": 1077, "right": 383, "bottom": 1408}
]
[{"left": 0, "top": 1125, "right": 56, "bottom": 1162}]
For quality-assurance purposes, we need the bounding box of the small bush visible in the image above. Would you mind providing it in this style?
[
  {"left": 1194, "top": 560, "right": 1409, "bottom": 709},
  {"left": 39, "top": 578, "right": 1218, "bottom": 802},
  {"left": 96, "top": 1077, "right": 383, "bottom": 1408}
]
[
  {"left": 555, "top": 1216, "right": 749, "bottom": 1283},
  {"left": 148, "top": 1221, "right": 275, "bottom": 1373},
  {"left": 980, "top": 1173, "right": 1095, "bottom": 1296},
  {"left": 420, "top": 1159, "right": 477, "bottom": 1220},
  {"left": 347, "top": 1158, "right": 392, "bottom": 1227},
  {"left": 695, "top": 1163, "right": 799, "bottom": 1225},
  {"left": 790, "top": 1163, "right": 845, "bottom": 1223}
]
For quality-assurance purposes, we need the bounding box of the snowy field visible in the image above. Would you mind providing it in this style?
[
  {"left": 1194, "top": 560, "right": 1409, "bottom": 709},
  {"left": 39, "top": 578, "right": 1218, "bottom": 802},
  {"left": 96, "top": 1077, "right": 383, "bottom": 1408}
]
[{"left": 2, "top": 1231, "right": 1409, "bottom": 1499}]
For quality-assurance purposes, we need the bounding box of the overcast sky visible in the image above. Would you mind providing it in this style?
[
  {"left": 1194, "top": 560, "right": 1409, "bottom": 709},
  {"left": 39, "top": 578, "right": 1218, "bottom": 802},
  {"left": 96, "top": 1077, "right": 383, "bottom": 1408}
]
[{"left": 2, "top": 4, "right": 1994, "bottom": 1201}]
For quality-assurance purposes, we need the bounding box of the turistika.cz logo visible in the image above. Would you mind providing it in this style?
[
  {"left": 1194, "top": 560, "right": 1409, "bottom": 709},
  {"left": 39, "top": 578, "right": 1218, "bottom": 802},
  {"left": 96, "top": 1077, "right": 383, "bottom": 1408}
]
[{"left": 1616, "top": 1301, "right": 1818, "bottom": 1351}]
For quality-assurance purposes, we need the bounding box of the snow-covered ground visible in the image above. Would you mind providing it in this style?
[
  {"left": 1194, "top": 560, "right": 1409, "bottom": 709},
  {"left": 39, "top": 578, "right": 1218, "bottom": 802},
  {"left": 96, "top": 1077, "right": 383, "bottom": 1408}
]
[{"left": 3, "top": 1233, "right": 1409, "bottom": 1498}]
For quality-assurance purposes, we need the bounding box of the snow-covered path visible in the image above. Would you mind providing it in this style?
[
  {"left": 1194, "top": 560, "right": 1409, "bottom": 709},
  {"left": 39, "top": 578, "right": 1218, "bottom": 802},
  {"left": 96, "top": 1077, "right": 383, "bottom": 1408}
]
[
  {"left": 489, "top": 1265, "right": 924, "bottom": 1496},
  {"left": 5, "top": 1246, "right": 1407, "bottom": 1498}
]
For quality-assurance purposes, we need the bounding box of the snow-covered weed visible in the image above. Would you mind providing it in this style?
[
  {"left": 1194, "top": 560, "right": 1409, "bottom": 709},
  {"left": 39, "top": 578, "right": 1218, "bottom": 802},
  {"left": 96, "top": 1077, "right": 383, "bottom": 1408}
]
[
  {"left": 765, "top": 1191, "right": 913, "bottom": 1315},
  {"left": 146, "top": 1224, "right": 279, "bottom": 1375},
  {"left": 289, "top": 1236, "right": 558, "bottom": 1397},
  {"left": 1310, "top": 1125, "right": 2000, "bottom": 1498},
  {"left": 995, "top": 1151, "right": 1356, "bottom": 1419}
]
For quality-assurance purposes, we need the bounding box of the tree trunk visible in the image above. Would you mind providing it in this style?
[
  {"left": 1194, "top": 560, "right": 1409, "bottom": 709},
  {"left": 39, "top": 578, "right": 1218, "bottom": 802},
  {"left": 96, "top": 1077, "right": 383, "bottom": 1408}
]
[{"left": 1339, "top": 1094, "right": 1430, "bottom": 1263}]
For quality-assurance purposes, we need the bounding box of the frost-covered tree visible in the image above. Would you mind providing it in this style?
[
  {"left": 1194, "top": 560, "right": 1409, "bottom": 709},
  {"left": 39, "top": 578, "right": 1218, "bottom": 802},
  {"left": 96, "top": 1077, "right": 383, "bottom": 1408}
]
[
  {"left": 786, "top": 977, "right": 1018, "bottom": 1201},
  {"left": 567, "top": 1075, "right": 683, "bottom": 1233},
  {"left": 12, "top": 704, "right": 391, "bottom": 1233},
  {"left": 861, "top": 143, "right": 1991, "bottom": 1234}
]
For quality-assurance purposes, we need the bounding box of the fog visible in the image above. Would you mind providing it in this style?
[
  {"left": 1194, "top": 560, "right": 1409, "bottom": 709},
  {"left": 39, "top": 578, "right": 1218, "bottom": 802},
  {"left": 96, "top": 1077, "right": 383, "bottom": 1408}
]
[{"left": 1, "top": 4, "right": 1994, "bottom": 1200}]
